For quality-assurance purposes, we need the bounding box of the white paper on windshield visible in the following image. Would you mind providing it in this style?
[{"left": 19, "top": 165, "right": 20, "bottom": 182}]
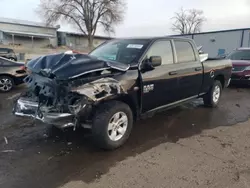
[{"left": 127, "top": 44, "right": 143, "bottom": 49}]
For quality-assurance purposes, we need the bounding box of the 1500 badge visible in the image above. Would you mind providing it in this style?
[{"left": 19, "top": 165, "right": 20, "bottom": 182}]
[{"left": 143, "top": 84, "right": 154, "bottom": 93}]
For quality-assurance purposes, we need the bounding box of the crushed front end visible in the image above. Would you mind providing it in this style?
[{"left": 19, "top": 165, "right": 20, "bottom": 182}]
[
  {"left": 13, "top": 53, "right": 128, "bottom": 128},
  {"left": 13, "top": 73, "right": 91, "bottom": 128}
]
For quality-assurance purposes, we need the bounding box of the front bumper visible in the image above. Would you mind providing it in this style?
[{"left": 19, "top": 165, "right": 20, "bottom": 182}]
[
  {"left": 14, "top": 75, "right": 27, "bottom": 85},
  {"left": 230, "top": 79, "right": 250, "bottom": 85},
  {"left": 13, "top": 98, "right": 75, "bottom": 128}
]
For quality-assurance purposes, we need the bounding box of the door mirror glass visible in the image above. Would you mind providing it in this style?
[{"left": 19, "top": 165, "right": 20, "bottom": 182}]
[
  {"left": 141, "top": 56, "right": 162, "bottom": 71},
  {"left": 149, "top": 56, "right": 162, "bottom": 67}
]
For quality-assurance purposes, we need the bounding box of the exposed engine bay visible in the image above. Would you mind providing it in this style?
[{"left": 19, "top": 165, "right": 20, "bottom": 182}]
[{"left": 13, "top": 53, "right": 129, "bottom": 128}]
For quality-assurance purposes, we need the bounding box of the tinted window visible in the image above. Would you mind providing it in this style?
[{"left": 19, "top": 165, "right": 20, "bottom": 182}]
[
  {"left": 227, "top": 50, "right": 250, "bottom": 60},
  {"left": 0, "top": 48, "right": 8, "bottom": 54},
  {"left": 174, "top": 41, "right": 196, "bottom": 63},
  {"left": 146, "top": 40, "right": 174, "bottom": 65},
  {"left": 90, "top": 39, "right": 150, "bottom": 64}
]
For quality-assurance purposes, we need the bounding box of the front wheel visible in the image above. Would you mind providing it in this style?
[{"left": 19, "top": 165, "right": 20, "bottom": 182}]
[
  {"left": 203, "top": 80, "right": 222, "bottom": 107},
  {"left": 92, "top": 101, "right": 133, "bottom": 150}
]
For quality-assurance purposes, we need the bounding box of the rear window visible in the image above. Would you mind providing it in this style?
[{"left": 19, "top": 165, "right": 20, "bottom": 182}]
[
  {"left": 174, "top": 41, "right": 196, "bottom": 63},
  {"left": 0, "top": 48, "right": 8, "bottom": 54},
  {"left": 227, "top": 50, "right": 250, "bottom": 60}
]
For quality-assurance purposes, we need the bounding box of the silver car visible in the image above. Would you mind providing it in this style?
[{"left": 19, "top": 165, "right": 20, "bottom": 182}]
[{"left": 0, "top": 57, "right": 27, "bottom": 92}]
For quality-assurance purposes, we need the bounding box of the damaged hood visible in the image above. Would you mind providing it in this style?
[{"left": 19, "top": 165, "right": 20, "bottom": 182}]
[{"left": 26, "top": 53, "right": 130, "bottom": 80}]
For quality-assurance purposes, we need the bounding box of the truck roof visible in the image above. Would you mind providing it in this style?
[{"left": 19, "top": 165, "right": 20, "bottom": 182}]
[{"left": 115, "top": 36, "right": 192, "bottom": 41}]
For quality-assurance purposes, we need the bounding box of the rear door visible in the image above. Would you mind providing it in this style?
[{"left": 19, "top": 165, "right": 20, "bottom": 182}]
[
  {"left": 172, "top": 39, "right": 203, "bottom": 100},
  {"left": 141, "top": 39, "right": 179, "bottom": 112}
]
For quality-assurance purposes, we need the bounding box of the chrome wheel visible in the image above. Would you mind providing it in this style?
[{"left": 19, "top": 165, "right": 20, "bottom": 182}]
[
  {"left": 0, "top": 77, "right": 13, "bottom": 92},
  {"left": 107, "top": 112, "right": 128, "bottom": 141},
  {"left": 213, "top": 85, "right": 220, "bottom": 103}
]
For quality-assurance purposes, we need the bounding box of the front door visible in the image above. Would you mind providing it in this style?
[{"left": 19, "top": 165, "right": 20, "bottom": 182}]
[{"left": 140, "top": 40, "right": 179, "bottom": 113}]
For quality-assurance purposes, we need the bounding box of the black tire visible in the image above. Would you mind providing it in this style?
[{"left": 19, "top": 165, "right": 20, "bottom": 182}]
[
  {"left": 203, "top": 80, "right": 222, "bottom": 107},
  {"left": 0, "top": 75, "right": 15, "bottom": 92},
  {"left": 92, "top": 101, "right": 133, "bottom": 150}
]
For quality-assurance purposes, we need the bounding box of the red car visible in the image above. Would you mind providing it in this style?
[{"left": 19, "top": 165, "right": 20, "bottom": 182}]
[{"left": 227, "top": 48, "right": 250, "bottom": 85}]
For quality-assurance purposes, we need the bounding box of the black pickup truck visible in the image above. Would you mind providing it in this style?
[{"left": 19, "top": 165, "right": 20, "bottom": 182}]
[{"left": 13, "top": 37, "right": 232, "bottom": 150}]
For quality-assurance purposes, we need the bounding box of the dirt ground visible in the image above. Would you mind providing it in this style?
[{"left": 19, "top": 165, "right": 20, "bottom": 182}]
[{"left": 1, "top": 85, "right": 250, "bottom": 188}]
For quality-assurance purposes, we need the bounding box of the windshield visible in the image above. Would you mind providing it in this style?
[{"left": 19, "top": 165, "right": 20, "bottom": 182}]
[
  {"left": 89, "top": 39, "right": 150, "bottom": 64},
  {"left": 227, "top": 50, "right": 250, "bottom": 60}
]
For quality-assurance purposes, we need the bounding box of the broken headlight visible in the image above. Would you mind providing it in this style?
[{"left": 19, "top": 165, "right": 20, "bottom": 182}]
[{"left": 68, "top": 95, "right": 86, "bottom": 115}]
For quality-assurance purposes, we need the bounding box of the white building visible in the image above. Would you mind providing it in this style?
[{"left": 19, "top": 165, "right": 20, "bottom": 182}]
[
  {"left": 57, "top": 31, "right": 112, "bottom": 50},
  {"left": 0, "top": 17, "right": 59, "bottom": 48},
  {"left": 171, "top": 28, "right": 250, "bottom": 57}
]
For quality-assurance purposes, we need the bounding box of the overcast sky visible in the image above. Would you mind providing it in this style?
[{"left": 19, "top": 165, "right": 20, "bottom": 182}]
[{"left": 0, "top": 0, "right": 250, "bottom": 37}]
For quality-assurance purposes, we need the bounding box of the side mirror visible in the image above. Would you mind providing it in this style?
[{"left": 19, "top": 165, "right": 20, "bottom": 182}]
[
  {"left": 141, "top": 56, "right": 162, "bottom": 71},
  {"left": 149, "top": 56, "right": 162, "bottom": 67},
  {"left": 142, "top": 56, "right": 162, "bottom": 71}
]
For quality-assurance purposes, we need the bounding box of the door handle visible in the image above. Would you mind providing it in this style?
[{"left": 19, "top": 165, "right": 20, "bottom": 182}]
[
  {"left": 169, "top": 71, "right": 178, "bottom": 76},
  {"left": 195, "top": 67, "right": 202, "bottom": 71}
]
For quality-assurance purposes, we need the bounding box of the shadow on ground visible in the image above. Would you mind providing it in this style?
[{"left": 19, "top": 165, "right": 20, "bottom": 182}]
[{"left": 1, "top": 87, "right": 250, "bottom": 188}]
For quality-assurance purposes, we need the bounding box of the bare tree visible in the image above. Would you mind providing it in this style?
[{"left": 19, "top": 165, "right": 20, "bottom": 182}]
[
  {"left": 171, "top": 8, "right": 206, "bottom": 34},
  {"left": 38, "top": 0, "right": 126, "bottom": 48}
]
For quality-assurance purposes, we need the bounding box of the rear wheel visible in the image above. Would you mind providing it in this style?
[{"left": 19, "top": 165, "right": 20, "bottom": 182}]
[
  {"left": 203, "top": 80, "right": 222, "bottom": 107},
  {"left": 0, "top": 76, "right": 14, "bottom": 92},
  {"left": 92, "top": 101, "right": 133, "bottom": 150}
]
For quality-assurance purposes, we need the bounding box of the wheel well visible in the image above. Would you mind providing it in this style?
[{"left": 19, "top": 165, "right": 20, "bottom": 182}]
[
  {"left": 91, "top": 95, "right": 138, "bottom": 123},
  {"left": 115, "top": 95, "right": 138, "bottom": 121},
  {"left": 0, "top": 74, "right": 16, "bottom": 84},
  {"left": 215, "top": 75, "right": 225, "bottom": 88}
]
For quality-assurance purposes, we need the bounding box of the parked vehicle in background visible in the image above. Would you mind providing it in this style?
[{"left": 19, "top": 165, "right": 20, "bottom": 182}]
[
  {"left": 13, "top": 37, "right": 232, "bottom": 150},
  {"left": 0, "top": 57, "right": 27, "bottom": 92},
  {"left": 0, "top": 48, "right": 17, "bottom": 61},
  {"left": 227, "top": 48, "right": 250, "bottom": 85}
]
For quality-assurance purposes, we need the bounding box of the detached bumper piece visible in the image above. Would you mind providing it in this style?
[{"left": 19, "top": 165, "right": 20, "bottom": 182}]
[{"left": 13, "top": 98, "right": 75, "bottom": 128}]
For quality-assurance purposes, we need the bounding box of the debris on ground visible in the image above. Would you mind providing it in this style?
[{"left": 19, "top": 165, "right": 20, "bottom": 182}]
[
  {"left": 48, "top": 156, "right": 54, "bottom": 161},
  {"left": 7, "top": 93, "right": 21, "bottom": 100},
  {"left": 1, "top": 150, "right": 16, "bottom": 153},
  {"left": 4, "top": 136, "right": 8, "bottom": 144}
]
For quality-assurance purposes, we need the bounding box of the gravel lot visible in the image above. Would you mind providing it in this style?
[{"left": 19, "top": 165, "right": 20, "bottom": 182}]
[{"left": 1, "top": 85, "right": 250, "bottom": 188}]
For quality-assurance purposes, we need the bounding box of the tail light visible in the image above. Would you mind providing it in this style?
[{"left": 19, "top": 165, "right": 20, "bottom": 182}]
[{"left": 20, "top": 65, "right": 26, "bottom": 70}]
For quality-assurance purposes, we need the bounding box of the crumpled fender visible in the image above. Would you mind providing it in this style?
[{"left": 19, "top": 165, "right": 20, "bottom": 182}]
[{"left": 71, "top": 77, "right": 126, "bottom": 103}]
